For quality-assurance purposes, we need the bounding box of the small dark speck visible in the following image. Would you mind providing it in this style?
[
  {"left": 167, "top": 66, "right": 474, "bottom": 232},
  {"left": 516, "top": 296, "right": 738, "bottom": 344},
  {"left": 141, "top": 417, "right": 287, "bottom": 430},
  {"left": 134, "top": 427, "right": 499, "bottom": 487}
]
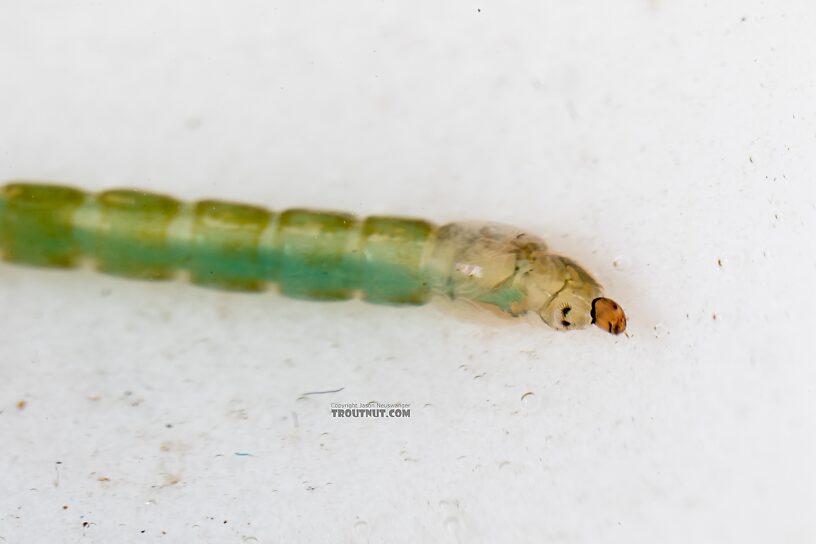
[
  {"left": 62, "top": 505, "right": 68, "bottom": 510},
  {"left": 477, "top": 8, "right": 481, "bottom": 12},
  {"left": 82, "top": 521, "right": 90, "bottom": 528},
  {"left": 749, "top": 156, "right": 753, "bottom": 163},
  {"left": 141, "top": 530, "right": 146, "bottom": 534},
  {"left": 712, "top": 313, "right": 717, "bottom": 320},
  {"left": 717, "top": 258, "right": 723, "bottom": 267},
  {"left": 223, "top": 520, "right": 228, "bottom": 524},
  {"left": 741, "top": 16, "right": 747, "bottom": 21}
]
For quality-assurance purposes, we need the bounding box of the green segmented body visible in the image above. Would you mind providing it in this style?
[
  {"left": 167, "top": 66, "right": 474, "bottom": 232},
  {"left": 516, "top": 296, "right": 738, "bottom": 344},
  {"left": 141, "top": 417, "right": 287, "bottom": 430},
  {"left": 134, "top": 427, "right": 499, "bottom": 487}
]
[{"left": 0, "top": 181, "right": 624, "bottom": 333}]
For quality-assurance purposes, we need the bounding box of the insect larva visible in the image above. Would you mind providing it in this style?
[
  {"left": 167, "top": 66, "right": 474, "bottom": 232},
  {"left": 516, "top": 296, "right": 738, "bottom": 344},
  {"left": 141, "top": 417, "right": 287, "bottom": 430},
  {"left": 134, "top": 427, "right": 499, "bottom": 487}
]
[{"left": 0, "top": 181, "right": 626, "bottom": 334}]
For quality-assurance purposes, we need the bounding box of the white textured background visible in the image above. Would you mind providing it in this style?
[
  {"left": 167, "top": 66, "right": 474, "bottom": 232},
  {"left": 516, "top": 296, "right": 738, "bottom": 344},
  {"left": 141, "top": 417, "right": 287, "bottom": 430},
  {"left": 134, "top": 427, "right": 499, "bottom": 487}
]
[{"left": 1, "top": 1, "right": 815, "bottom": 542}]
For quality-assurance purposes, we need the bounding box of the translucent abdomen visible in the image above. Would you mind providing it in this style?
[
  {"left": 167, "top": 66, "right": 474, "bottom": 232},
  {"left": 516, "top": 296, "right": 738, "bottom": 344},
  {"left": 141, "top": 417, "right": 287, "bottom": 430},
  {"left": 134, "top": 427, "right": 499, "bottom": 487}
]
[{"left": 0, "top": 182, "right": 435, "bottom": 305}]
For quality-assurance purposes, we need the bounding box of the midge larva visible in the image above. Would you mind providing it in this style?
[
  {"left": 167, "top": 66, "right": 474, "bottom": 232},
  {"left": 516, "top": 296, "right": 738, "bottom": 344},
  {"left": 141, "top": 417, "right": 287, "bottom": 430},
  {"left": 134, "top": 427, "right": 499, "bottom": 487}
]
[{"left": 0, "top": 182, "right": 626, "bottom": 334}]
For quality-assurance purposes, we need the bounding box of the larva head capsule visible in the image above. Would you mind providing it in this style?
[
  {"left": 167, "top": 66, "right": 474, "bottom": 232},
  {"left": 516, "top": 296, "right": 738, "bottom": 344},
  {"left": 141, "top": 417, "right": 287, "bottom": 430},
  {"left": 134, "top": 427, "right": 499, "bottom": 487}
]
[{"left": 590, "top": 297, "right": 627, "bottom": 335}]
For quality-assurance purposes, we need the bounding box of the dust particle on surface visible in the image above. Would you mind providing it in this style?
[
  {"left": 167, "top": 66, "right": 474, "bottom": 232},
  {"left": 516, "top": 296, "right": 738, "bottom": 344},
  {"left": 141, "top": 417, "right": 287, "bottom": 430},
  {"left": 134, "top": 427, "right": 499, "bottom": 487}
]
[
  {"left": 16, "top": 399, "right": 26, "bottom": 410},
  {"left": 162, "top": 474, "right": 180, "bottom": 487}
]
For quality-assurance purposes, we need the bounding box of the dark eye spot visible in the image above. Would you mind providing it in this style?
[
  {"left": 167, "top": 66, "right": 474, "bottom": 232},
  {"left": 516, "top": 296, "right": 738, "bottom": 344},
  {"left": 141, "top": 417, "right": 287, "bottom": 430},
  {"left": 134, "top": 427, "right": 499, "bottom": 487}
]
[
  {"left": 561, "top": 320, "right": 571, "bottom": 328},
  {"left": 611, "top": 302, "right": 618, "bottom": 310},
  {"left": 561, "top": 305, "right": 571, "bottom": 316}
]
